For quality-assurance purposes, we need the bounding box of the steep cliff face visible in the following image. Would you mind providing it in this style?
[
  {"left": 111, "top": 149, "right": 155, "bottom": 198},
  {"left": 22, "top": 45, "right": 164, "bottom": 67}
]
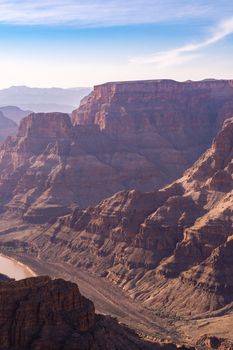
[
  {"left": 1, "top": 80, "right": 233, "bottom": 222},
  {"left": 72, "top": 80, "right": 233, "bottom": 129},
  {"left": 72, "top": 79, "right": 233, "bottom": 151},
  {"left": 0, "top": 113, "right": 74, "bottom": 221},
  {"left": 0, "top": 276, "right": 95, "bottom": 349},
  {"left": 26, "top": 117, "right": 233, "bottom": 316},
  {"left": 0, "top": 112, "right": 163, "bottom": 222},
  {"left": 0, "top": 276, "right": 190, "bottom": 350}
]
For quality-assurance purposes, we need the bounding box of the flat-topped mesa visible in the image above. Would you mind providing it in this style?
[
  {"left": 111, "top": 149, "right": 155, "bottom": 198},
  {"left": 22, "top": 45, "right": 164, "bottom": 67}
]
[
  {"left": 18, "top": 112, "right": 72, "bottom": 139},
  {"left": 72, "top": 79, "right": 233, "bottom": 138},
  {"left": 93, "top": 79, "right": 233, "bottom": 100},
  {"left": 1, "top": 112, "right": 72, "bottom": 154},
  {"left": 0, "top": 112, "right": 73, "bottom": 174}
]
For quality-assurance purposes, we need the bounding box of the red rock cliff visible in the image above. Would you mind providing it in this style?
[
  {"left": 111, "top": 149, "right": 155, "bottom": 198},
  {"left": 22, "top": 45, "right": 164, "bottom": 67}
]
[
  {"left": 28, "top": 117, "right": 233, "bottom": 316},
  {"left": 0, "top": 276, "right": 190, "bottom": 350},
  {"left": 1, "top": 80, "right": 233, "bottom": 222}
]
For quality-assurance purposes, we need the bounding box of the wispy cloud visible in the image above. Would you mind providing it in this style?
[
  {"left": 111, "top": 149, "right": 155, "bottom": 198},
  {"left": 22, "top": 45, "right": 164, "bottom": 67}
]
[
  {"left": 0, "top": 0, "right": 222, "bottom": 27},
  {"left": 130, "top": 17, "right": 233, "bottom": 67}
]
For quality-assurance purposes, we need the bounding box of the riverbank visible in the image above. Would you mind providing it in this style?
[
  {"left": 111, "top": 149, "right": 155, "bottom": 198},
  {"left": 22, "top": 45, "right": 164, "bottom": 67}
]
[
  {"left": 0, "top": 251, "right": 180, "bottom": 343},
  {"left": 0, "top": 253, "right": 36, "bottom": 280}
]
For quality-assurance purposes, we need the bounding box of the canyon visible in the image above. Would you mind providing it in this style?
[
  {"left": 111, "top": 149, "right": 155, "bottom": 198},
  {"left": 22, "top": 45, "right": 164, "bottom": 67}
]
[
  {"left": 0, "top": 79, "right": 233, "bottom": 348},
  {"left": 2, "top": 114, "right": 232, "bottom": 319},
  {"left": 0, "top": 80, "right": 233, "bottom": 222}
]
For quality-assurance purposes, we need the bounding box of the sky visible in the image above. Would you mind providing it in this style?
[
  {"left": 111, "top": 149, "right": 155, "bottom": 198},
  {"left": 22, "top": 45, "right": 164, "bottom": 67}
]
[{"left": 0, "top": 0, "right": 233, "bottom": 88}]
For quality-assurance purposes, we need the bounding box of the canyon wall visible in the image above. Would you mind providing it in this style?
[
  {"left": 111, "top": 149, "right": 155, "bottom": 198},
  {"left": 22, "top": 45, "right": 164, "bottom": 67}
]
[
  {"left": 23, "top": 117, "right": 233, "bottom": 316},
  {"left": 1, "top": 80, "right": 233, "bottom": 222},
  {"left": 0, "top": 276, "right": 189, "bottom": 350}
]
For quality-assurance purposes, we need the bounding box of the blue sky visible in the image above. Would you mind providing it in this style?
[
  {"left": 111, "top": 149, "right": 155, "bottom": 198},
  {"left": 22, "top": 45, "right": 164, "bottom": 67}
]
[{"left": 0, "top": 0, "right": 233, "bottom": 88}]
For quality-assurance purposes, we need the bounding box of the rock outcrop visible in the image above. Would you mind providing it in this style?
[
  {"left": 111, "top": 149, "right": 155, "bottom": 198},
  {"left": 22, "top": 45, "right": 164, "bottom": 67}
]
[
  {"left": 0, "top": 275, "right": 190, "bottom": 350},
  {"left": 0, "top": 112, "right": 74, "bottom": 222},
  {"left": 1, "top": 80, "right": 233, "bottom": 222},
  {"left": 21, "top": 117, "right": 233, "bottom": 317}
]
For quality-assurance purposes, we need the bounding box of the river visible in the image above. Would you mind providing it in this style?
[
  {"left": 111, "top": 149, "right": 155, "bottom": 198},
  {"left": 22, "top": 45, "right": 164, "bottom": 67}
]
[{"left": 0, "top": 254, "right": 35, "bottom": 280}]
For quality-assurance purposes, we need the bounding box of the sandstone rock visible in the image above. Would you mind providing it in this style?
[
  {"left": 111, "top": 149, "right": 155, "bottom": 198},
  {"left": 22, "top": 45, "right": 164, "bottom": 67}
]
[
  {"left": 0, "top": 276, "right": 95, "bottom": 349},
  {"left": 20, "top": 117, "right": 233, "bottom": 317},
  {"left": 0, "top": 276, "right": 190, "bottom": 350},
  {"left": 1, "top": 80, "right": 233, "bottom": 222}
]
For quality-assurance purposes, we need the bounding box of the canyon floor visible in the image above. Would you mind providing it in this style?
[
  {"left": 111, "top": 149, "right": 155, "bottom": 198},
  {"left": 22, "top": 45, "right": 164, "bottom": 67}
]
[
  {"left": 0, "top": 224, "right": 178, "bottom": 342},
  {"left": 0, "top": 217, "right": 178, "bottom": 343}
]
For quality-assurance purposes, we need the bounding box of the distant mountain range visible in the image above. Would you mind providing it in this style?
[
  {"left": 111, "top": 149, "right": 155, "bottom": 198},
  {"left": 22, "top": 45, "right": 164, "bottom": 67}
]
[
  {"left": 0, "top": 86, "right": 91, "bottom": 141},
  {"left": 0, "top": 86, "right": 91, "bottom": 113},
  {"left": 0, "top": 110, "right": 18, "bottom": 141},
  {"left": 0, "top": 106, "right": 32, "bottom": 124},
  {"left": 0, "top": 106, "right": 33, "bottom": 141}
]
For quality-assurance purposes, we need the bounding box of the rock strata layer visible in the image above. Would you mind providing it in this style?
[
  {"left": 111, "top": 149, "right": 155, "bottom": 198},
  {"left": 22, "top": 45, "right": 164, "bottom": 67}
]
[
  {"left": 21, "top": 117, "right": 233, "bottom": 317},
  {"left": 1, "top": 80, "right": 233, "bottom": 222},
  {"left": 0, "top": 276, "right": 190, "bottom": 350}
]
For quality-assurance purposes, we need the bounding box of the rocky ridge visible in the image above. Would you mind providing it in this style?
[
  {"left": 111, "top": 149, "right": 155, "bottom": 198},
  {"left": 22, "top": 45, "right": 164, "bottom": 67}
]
[
  {"left": 20, "top": 116, "right": 233, "bottom": 317},
  {"left": 1, "top": 80, "right": 233, "bottom": 222},
  {"left": 0, "top": 275, "right": 191, "bottom": 350}
]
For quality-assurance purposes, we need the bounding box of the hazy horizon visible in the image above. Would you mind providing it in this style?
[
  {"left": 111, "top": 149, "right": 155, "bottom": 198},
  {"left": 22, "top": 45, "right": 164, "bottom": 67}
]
[
  {"left": 2, "top": 76, "right": 233, "bottom": 91},
  {"left": 0, "top": 1, "right": 233, "bottom": 88}
]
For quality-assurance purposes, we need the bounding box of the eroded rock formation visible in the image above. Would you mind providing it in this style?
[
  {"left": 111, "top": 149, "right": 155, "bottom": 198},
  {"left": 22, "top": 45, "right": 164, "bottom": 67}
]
[
  {"left": 1, "top": 80, "right": 233, "bottom": 222},
  {"left": 0, "top": 276, "right": 190, "bottom": 350},
  {"left": 22, "top": 117, "right": 233, "bottom": 316},
  {"left": 1, "top": 80, "right": 233, "bottom": 345}
]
